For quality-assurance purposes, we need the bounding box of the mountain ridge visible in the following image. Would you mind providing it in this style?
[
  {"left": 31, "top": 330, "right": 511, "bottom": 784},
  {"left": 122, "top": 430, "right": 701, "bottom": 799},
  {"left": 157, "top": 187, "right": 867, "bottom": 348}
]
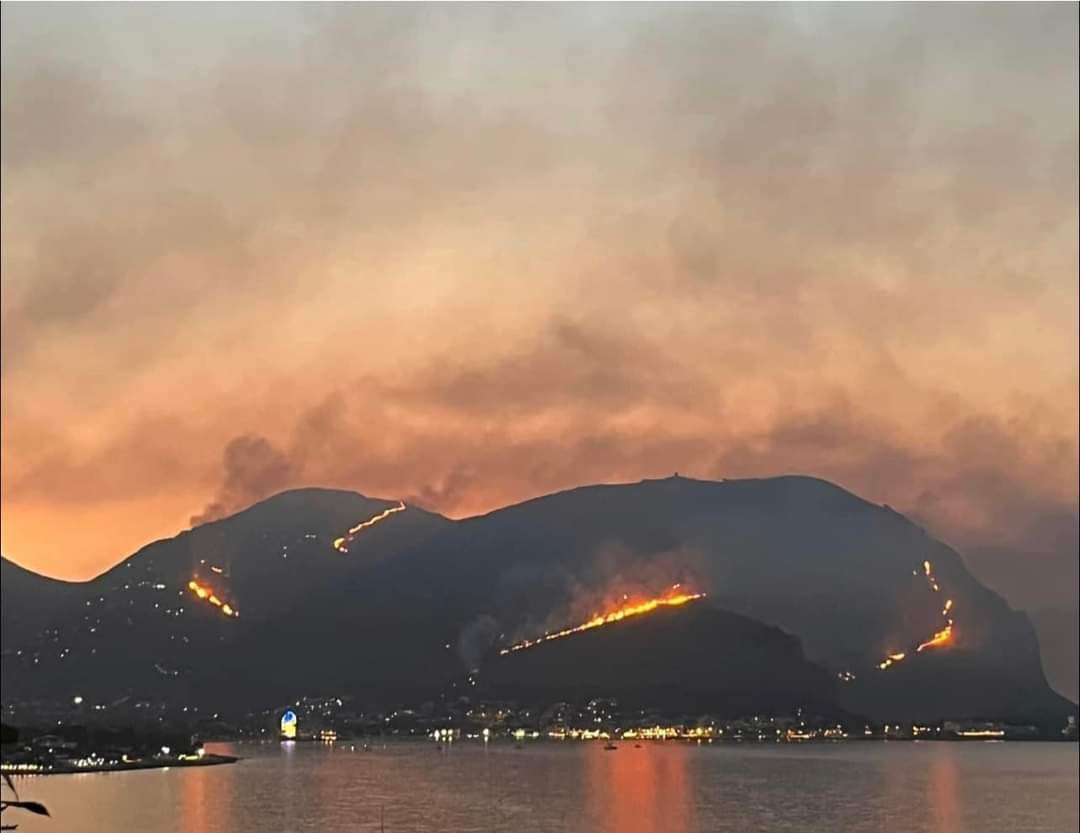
[{"left": 2, "top": 475, "right": 1075, "bottom": 725}]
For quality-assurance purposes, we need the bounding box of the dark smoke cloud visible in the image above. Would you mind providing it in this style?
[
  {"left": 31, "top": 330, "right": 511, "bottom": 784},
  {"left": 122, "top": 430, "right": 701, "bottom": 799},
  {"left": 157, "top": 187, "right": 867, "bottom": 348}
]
[{"left": 190, "top": 434, "right": 297, "bottom": 526}]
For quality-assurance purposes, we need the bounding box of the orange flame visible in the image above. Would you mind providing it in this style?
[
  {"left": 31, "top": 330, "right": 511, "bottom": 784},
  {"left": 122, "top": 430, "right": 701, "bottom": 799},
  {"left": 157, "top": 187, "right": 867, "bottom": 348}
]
[
  {"left": 500, "top": 587, "right": 706, "bottom": 655},
  {"left": 187, "top": 579, "right": 238, "bottom": 618},
  {"left": 917, "top": 624, "right": 953, "bottom": 653},
  {"left": 332, "top": 501, "right": 407, "bottom": 553},
  {"left": 877, "top": 559, "right": 955, "bottom": 671}
]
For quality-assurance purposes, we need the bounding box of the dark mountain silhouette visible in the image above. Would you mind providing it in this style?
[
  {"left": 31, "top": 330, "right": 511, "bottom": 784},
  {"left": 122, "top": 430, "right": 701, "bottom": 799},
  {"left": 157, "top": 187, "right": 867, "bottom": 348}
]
[
  {"left": 1029, "top": 606, "right": 1080, "bottom": 703},
  {"left": 1, "top": 488, "right": 450, "bottom": 704},
  {"left": 480, "top": 601, "right": 841, "bottom": 718},
  {"left": 2, "top": 476, "right": 1074, "bottom": 726},
  {"left": 0, "top": 558, "right": 82, "bottom": 647}
]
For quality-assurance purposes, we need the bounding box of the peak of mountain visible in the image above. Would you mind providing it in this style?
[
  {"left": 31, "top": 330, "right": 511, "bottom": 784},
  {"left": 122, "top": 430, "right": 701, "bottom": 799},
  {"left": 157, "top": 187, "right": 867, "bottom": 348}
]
[{"left": 194, "top": 487, "right": 400, "bottom": 527}]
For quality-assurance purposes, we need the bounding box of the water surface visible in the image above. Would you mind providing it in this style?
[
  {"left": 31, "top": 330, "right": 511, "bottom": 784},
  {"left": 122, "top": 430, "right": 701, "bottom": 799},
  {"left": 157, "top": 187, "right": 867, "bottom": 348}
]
[{"left": 10, "top": 740, "right": 1079, "bottom": 832}]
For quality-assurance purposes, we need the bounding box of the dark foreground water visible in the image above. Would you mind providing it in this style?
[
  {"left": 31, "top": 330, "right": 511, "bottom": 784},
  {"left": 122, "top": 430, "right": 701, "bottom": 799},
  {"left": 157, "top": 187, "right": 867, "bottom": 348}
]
[{"left": 10, "top": 740, "right": 1079, "bottom": 832}]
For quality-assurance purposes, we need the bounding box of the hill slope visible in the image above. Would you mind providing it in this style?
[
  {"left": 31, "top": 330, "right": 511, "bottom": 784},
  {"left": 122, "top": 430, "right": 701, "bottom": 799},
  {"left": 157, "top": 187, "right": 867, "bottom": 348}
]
[
  {"left": 481, "top": 601, "right": 841, "bottom": 718},
  {"left": 2, "top": 476, "right": 1074, "bottom": 725},
  {"left": 0, "top": 558, "right": 82, "bottom": 648}
]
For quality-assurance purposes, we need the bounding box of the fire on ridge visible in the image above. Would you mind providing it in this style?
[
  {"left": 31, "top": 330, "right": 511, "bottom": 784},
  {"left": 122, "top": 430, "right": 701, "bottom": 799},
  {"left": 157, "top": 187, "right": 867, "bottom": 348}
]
[
  {"left": 499, "top": 585, "right": 707, "bottom": 656},
  {"left": 332, "top": 501, "right": 407, "bottom": 553}
]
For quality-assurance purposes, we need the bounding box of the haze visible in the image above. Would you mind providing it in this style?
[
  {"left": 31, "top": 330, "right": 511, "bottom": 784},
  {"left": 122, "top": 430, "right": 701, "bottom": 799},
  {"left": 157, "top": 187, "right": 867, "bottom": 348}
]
[{"left": 1, "top": 1, "right": 1076, "bottom": 633}]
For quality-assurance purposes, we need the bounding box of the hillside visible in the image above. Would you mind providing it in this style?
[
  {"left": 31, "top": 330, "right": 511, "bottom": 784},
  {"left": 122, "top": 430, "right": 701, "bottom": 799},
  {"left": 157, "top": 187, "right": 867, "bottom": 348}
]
[
  {"left": 1, "top": 488, "right": 450, "bottom": 704},
  {"left": 1, "top": 476, "right": 1074, "bottom": 725},
  {"left": 0, "top": 558, "right": 82, "bottom": 648},
  {"left": 480, "top": 601, "right": 841, "bottom": 718}
]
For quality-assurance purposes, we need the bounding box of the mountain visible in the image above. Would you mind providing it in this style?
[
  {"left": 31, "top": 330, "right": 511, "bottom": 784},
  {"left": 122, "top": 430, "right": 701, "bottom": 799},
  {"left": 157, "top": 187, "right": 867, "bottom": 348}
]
[
  {"left": 1028, "top": 606, "right": 1080, "bottom": 703},
  {"left": 0, "top": 558, "right": 82, "bottom": 648},
  {"left": 1, "top": 488, "right": 450, "bottom": 704},
  {"left": 1, "top": 477, "right": 1074, "bottom": 726}
]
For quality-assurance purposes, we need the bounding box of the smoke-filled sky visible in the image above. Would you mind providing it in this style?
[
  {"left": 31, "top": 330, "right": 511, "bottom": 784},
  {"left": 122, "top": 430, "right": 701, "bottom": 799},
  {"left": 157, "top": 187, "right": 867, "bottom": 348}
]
[{"left": 2, "top": 4, "right": 1077, "bottom": 616}]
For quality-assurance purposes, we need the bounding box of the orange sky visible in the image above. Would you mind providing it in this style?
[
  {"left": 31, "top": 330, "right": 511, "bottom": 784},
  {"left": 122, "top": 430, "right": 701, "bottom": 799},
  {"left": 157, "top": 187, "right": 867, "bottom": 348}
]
[{"left": 1, "top": 5, "right": 1077, "bottom": 611}]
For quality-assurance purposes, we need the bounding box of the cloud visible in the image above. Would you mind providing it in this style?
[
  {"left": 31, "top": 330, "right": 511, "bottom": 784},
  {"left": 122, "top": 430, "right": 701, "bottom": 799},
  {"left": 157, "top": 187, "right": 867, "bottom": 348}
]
[
  {"left": 190, "top": 434, "right": 297, "bottom": 526},
  {"left": 0, "top": 3, "right": 1074, "bottom": 626}
]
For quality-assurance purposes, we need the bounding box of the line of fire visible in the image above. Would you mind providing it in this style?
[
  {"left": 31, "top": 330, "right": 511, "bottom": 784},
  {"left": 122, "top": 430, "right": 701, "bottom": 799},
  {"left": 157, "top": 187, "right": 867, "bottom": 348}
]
[
  {"left": 500, "top": 585, "right": 707, "bottom": 655},
  {"left": 876, "top": 559, "right": 954, "bottom": 671},
  {"left": 186, "top": 579, "right": 238, "bottom": 618},
  {"left": 332, "top": 501, "right": 407, "bottom": 553}
]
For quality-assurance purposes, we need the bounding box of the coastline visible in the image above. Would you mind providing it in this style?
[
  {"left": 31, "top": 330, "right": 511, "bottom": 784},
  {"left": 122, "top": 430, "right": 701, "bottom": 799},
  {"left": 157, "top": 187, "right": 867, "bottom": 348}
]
[{"left": 1, "top": 752, "right": 238, "bottom": 776}]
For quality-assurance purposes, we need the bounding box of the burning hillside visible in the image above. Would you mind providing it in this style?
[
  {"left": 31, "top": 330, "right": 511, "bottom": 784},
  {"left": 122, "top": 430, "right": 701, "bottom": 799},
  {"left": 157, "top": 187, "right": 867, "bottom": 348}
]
[
  {"left": 876, "top": 559, "right": 954, "bottom": 671},
  {"left": 187, "top": 579, "right": 238, "bottom": 618},
  {"left": 332, "top": 501, "right": 407, "bottom": 553},
  {"left": 500, "top": 585, "right": 706, "bottom": 655}
]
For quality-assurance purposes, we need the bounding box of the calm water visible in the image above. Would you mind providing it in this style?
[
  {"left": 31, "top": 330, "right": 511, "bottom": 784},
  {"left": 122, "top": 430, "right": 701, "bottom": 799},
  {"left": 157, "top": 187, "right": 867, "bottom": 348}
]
[{"left": 10, "top": 740, "right": 1079, "bottom": 833}]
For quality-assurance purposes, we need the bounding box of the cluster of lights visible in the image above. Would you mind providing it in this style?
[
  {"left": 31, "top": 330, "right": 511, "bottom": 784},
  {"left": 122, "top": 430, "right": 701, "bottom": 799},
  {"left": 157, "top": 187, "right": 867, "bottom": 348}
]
[
  {"left": 500, "top": 586, "right": 706, "bottom": 655},
  {"left": 332, "top": 501, "right": 407, "bottom": 553},
  {"left": 0, "top": 762, "right": 46, "bottom": 773}
]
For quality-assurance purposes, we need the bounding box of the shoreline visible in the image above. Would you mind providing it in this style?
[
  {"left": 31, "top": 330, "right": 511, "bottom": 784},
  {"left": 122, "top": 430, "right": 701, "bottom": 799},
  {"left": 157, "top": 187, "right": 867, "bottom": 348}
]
[{"left": 1, "top": 752, "right": 239, "bottom": 776}]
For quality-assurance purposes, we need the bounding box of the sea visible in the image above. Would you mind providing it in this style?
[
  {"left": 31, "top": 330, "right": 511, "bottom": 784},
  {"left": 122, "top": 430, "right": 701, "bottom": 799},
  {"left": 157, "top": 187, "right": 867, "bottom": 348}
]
[{"left": 9, "top": 739, "right": 1079, "bottom": 832}]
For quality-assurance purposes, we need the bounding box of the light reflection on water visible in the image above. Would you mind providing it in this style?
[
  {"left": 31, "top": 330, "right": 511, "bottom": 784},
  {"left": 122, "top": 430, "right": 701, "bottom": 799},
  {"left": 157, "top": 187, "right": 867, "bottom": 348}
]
[{"left": 10, "top": 740, "right": 1079, "bottom": 833}]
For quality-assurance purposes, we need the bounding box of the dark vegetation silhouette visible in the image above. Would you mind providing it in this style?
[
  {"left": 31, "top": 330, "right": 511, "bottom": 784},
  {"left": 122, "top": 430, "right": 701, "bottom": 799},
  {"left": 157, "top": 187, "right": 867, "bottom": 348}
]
[{"left": 1, "top": 725, "right": 49, "bottom": 831}]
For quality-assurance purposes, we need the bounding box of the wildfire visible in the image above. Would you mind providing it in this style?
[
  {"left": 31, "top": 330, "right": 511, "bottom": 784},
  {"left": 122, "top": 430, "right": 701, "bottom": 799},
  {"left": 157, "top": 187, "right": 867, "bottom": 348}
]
[
  {"left": 917, "top": 624, "right": 953, "bottom": 653},
  {"left": 500, "top": 586, "right": 706, "bottom": 655},
  {"left": 332, "top": 501, "right": 407, "bottom": 553},
  {"left": 187, "top": 579, "right": 238, "bottom": 618},
  {"left": 877, "top": 559, "right": 955, "bottom": 671}
]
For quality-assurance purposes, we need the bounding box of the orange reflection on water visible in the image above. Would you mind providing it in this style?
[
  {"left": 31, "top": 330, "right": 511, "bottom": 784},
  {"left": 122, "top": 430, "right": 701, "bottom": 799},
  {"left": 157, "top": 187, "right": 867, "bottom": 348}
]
[
  {"left": 179, "top": 759, "right": 209, "bottom": 833},
  {"left": 586, "top": 743, "right": 692, "bottom": 833},
  {"left": 928, "top": 748, "right": 960, "bottom": 833},
  {"left": 179, "top": 743, "right": 239, "bottom": 833}
]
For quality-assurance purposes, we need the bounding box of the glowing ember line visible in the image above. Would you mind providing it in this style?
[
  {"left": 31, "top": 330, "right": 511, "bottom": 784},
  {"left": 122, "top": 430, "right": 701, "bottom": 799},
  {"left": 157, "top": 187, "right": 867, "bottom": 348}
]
[
  {"left": 917, "top": 624, "right": 953, "bottom": 653},
  {"left": 187, "top": 580, "right": 238, "bottom": 618},
  {"left": 877, "top": 559, "right": 955, "bottom": 671},
  {"left": 500, "top": 589, "right": 706, "bottom": 655},
  {"left": 332, "top": 501, "right": 407, "bottom": 553}
]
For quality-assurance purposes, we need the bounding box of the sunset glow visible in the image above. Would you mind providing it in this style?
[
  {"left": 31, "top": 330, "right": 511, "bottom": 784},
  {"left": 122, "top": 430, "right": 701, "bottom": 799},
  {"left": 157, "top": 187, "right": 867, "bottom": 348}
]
[{"left": 0, "top": 6, "right": 1075, "bottom": 828}]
